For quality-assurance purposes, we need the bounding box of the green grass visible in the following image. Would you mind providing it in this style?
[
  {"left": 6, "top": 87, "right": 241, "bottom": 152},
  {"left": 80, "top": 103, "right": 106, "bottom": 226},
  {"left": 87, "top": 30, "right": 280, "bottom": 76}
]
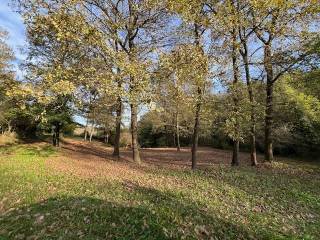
[{"left": 0, "top": 144, "right": 320, "bottom": 239}]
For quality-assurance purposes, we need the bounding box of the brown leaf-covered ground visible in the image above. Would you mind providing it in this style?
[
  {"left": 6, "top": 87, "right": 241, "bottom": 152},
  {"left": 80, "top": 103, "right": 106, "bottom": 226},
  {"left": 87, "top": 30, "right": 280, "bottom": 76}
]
[
  {"left": 1, "top": 139, "right": 319, "bottom": 239},
  {"left": 47, "top": 138, "right": 261, "bottom": 177}
]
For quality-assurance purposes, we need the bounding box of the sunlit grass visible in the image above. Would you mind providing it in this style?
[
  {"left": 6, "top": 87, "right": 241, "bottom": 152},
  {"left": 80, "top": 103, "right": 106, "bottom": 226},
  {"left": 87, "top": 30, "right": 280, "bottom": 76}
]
[{"left": 0, "top": 143, "right": 319, "bottom": 239}]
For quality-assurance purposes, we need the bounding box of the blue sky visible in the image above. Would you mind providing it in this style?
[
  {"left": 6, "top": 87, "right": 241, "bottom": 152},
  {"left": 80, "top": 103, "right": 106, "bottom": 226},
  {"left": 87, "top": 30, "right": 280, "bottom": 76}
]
[
  {"left": 0, "top": 0, "right": 27, "bottom": 76},
  {"left": 0, "top": 1, "right": 133, "bottom": 126}
]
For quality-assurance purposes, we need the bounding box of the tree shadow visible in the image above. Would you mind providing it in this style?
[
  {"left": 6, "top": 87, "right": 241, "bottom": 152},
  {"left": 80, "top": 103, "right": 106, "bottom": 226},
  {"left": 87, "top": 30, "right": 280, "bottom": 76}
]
[
  {"left": 191, "top": 166, "right": 320, "bottom": 222},
  {"left": 60, "top": 139, "right": 110, "bottom": 158},
  {"left": 0, "top": 186, "right": 261, "bottom": 240}
]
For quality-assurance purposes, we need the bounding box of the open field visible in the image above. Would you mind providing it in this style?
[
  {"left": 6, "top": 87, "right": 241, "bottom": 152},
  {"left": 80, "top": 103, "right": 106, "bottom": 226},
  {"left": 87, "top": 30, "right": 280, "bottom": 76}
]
[{"left": 0, "top": 139, "right": 320, "bottom": 239}]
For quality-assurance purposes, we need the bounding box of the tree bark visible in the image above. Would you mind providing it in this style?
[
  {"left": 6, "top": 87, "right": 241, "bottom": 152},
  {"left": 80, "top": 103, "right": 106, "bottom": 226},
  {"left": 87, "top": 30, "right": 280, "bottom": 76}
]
[
  {"left": 56, "top": 124, "right": 60, "bottom": 147},
  {"left": 176, "top": 112, "right": 181, "bottom": 151},
  {"left": 130, "top": 103, "right": 141, "bottom": 164},
  {"left": 191, "top": 90, "right": 201, "bottom": 170},
  {"left": 231, "top": 140, "right": 239, "bottom": 166},
  {"left": 113, "top": 33, "right": 121, "bottom": 156},
  {"left": 240, "top": 36, "right": 258, "bottom": 166},
  {"left": 127, "top": 1, "right": 142, "bottom": 164},
  {"left": 191, "top": 23, "right": 204, "bottom": 170},
  {"left": 84, "top": 117, "right": 89, "bottom": 141},
  {"left": 264, "top": 43, "right": 274, "bottom": 162},
  {"left": 231, "top": 28, "right": 240, "bottom": 166},
  {"left": 52, "top": 124, "right": 60, "bottom": 147},
  {"left": 7, "top": 121, "right": 12, "bottom": 133},
  {"left": 104, "top": 127, "right": 109, "bottom": 144},
  {"left": 113, "top": 96, "right": 122, "bottom": 157},
  {"left": 52, "top": 129, "right": 57, "bottom": 147},
  {"left": 89, "top": 123, "right": 95, "bottom": 142}
]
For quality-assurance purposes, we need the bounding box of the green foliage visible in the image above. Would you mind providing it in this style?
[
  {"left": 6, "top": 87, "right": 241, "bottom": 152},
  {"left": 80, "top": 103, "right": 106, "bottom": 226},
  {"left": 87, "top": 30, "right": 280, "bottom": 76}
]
[{"left": 272, "top": 72, "right": 320, "bottom": 156}]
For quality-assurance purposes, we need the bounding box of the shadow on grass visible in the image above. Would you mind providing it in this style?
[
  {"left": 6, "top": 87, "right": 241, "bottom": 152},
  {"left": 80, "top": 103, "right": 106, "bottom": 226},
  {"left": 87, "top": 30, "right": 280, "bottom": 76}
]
[
  {"left": 0, "top": 143, "right": 56, "bottom": 158},
  {"left": 60, "top": 139, "right": 115, "bottom": 160},
  {"left": 0, "top": 186, "right": 259, "bottom": 240}
]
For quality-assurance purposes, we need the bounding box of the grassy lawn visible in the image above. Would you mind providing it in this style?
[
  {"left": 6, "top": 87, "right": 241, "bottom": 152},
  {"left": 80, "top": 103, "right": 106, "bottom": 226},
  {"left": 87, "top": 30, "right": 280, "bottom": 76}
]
[{"left": 0, "top": 142, "right": 320, "bottom": 239}]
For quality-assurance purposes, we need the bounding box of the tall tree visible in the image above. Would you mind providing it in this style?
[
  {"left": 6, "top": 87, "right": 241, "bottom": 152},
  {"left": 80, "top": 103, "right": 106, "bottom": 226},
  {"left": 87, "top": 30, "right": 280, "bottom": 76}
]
[
  {"left": 168, "top": 0, "right": 211, "bottom": 169},
  {"left": 248, "top": 0, "right": 319, "bottom": 161}
]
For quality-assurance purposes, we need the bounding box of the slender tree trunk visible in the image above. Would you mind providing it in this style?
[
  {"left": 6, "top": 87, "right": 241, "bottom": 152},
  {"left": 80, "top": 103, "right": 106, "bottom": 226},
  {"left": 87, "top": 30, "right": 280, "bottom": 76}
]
[
  {"left": 191, "top": 91, "right": 201, "bottom": 170},
  {"left": 113, "top": 96, "right": 122, "bottom": 157},
  {"left": 232, "top": 140, "right": 239, "bottom": 166},
  {"left": 104, "top": 127, "right": 107, "bottom": 143},
  {"left": 84, "top": 130, "right": 88, "bottom": 141},
  {"left": 84, "top": 117, "right": 89, "bottom": 141},
  {"left": 231, "top": 28, "right": 240, "bottom": 166},
  {"left": 240, "top": 38, "right": 258, "bottom": 166},
  {"left": 113, "top": 38, "right": 122, "bottom": 157},
  {"left": 191, "top": 23, "right": 204, "bottom": 170},
  {"left": 176, "top": 112, "right": 181, "bottom": 152},
  {"left": 264, "top": 43, "right": 274, "bottom": 162},
  {"left": 89, "top": 123, "right": 95, "bottom": 142},
  {"left": 131, "top": 103, "right": 141, "bottom": 164},
  {"left": 126, "top": 7, "right": 142, "bottom": 163},
  {"left": 56, "top": 124, "right": 60, "bottom": 147},
  {"left": 52, "top": 129, "right": 56, "bottom": 147},
  {"left": 7, "top": 121, "right": 12, "bottom": 133}
]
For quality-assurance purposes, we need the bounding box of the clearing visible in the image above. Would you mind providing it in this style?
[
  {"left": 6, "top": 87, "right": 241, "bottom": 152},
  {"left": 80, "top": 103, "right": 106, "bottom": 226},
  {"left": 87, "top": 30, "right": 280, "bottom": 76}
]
[{"left": 0, "top": 138, "right": 319, "bottom": 239}]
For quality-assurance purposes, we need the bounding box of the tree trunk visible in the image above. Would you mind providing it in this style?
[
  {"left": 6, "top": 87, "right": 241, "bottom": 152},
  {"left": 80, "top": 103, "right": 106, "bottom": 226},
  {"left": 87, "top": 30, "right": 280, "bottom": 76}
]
[
  {"left": 113, "top": 97, "right": 122, "bottom": 157},
  {"left": 52, "top": 130, "right": 56, "bottom": 147},
  {"left": 89, "top": 123, "right": 95, "bottom": 142},
  {"left": 104, "top": 127, "right": 107, "bottom": 143},
  {"left": 7, "top": 121, "right": 12, "bottom": 133},
  {"left": 191, "top": 23, "right": 204, "bottom": 170},
  {"left": 176, "top": 112, "right": 181, "bottom": 152},
  {"left": 231, "top": 28, "right": 240, "bottom": 166},
  {"left": 240, "top": 37, "right": 258, "bottom": 166},
  {"left": 231, "top": 140, "right": 239, "bottom": 166},
  {"left": 84, "top": 117, "right": 89, "bottom": 141},
  {"left": 130, "top": 103, "right": 141, "bottom": 164},
  {"left": 264, "top": 43, "right": 274, "bottom": 162},
  {"left": 126, "top": 12, "right": 141, "bottom": 164},
  {"left": 52, "top": 124, "right": 60, "bottom": 147},
  {"left": 191, "top": 93, "right": 201, "bottom": 170},
  {"left": 56, "top": 124, "right": 60, "bottom": 147}
]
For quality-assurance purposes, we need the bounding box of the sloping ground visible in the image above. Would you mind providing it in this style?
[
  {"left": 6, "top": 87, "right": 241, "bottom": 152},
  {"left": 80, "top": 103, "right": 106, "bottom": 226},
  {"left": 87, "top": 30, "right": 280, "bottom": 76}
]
[
  {"left": 46, "top": 138, "right": 267, "bottom": 180},
  {"left": 0, "top": 139, "right": 319, "bottom": 239},
  {"left": 49, "top": 138, "right": 260, "bottom": 176}
]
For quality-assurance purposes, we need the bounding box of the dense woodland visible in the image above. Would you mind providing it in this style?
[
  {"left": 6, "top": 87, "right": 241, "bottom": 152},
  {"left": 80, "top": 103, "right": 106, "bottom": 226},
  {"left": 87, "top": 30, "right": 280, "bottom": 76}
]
[{"left": 1, "top": 0, "right": 320, "bottom": 168}]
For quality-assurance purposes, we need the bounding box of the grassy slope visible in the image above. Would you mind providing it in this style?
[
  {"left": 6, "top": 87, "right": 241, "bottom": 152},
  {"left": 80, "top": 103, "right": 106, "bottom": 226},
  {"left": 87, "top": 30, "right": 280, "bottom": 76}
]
[{"left": 0, "top": 143, "right": 319, "bottom": 240}]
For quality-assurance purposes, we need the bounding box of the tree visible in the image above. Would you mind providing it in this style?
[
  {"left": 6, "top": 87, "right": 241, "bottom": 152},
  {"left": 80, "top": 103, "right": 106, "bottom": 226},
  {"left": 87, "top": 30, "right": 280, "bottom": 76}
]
[
  {"left": 167, "top": 0, "right": 211, "bottom": 170},
  {"left": 70, "top": 0, "right": 170, "bottom": 163},
  {"left": 156, "top": 47, "right": 196, "bottom": 151},
  {"left": 248, "top": 0, "right": 319, "bottom": 161},
  {"left": 0, "top": 27, "right": 29, "bottom": 136}
]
